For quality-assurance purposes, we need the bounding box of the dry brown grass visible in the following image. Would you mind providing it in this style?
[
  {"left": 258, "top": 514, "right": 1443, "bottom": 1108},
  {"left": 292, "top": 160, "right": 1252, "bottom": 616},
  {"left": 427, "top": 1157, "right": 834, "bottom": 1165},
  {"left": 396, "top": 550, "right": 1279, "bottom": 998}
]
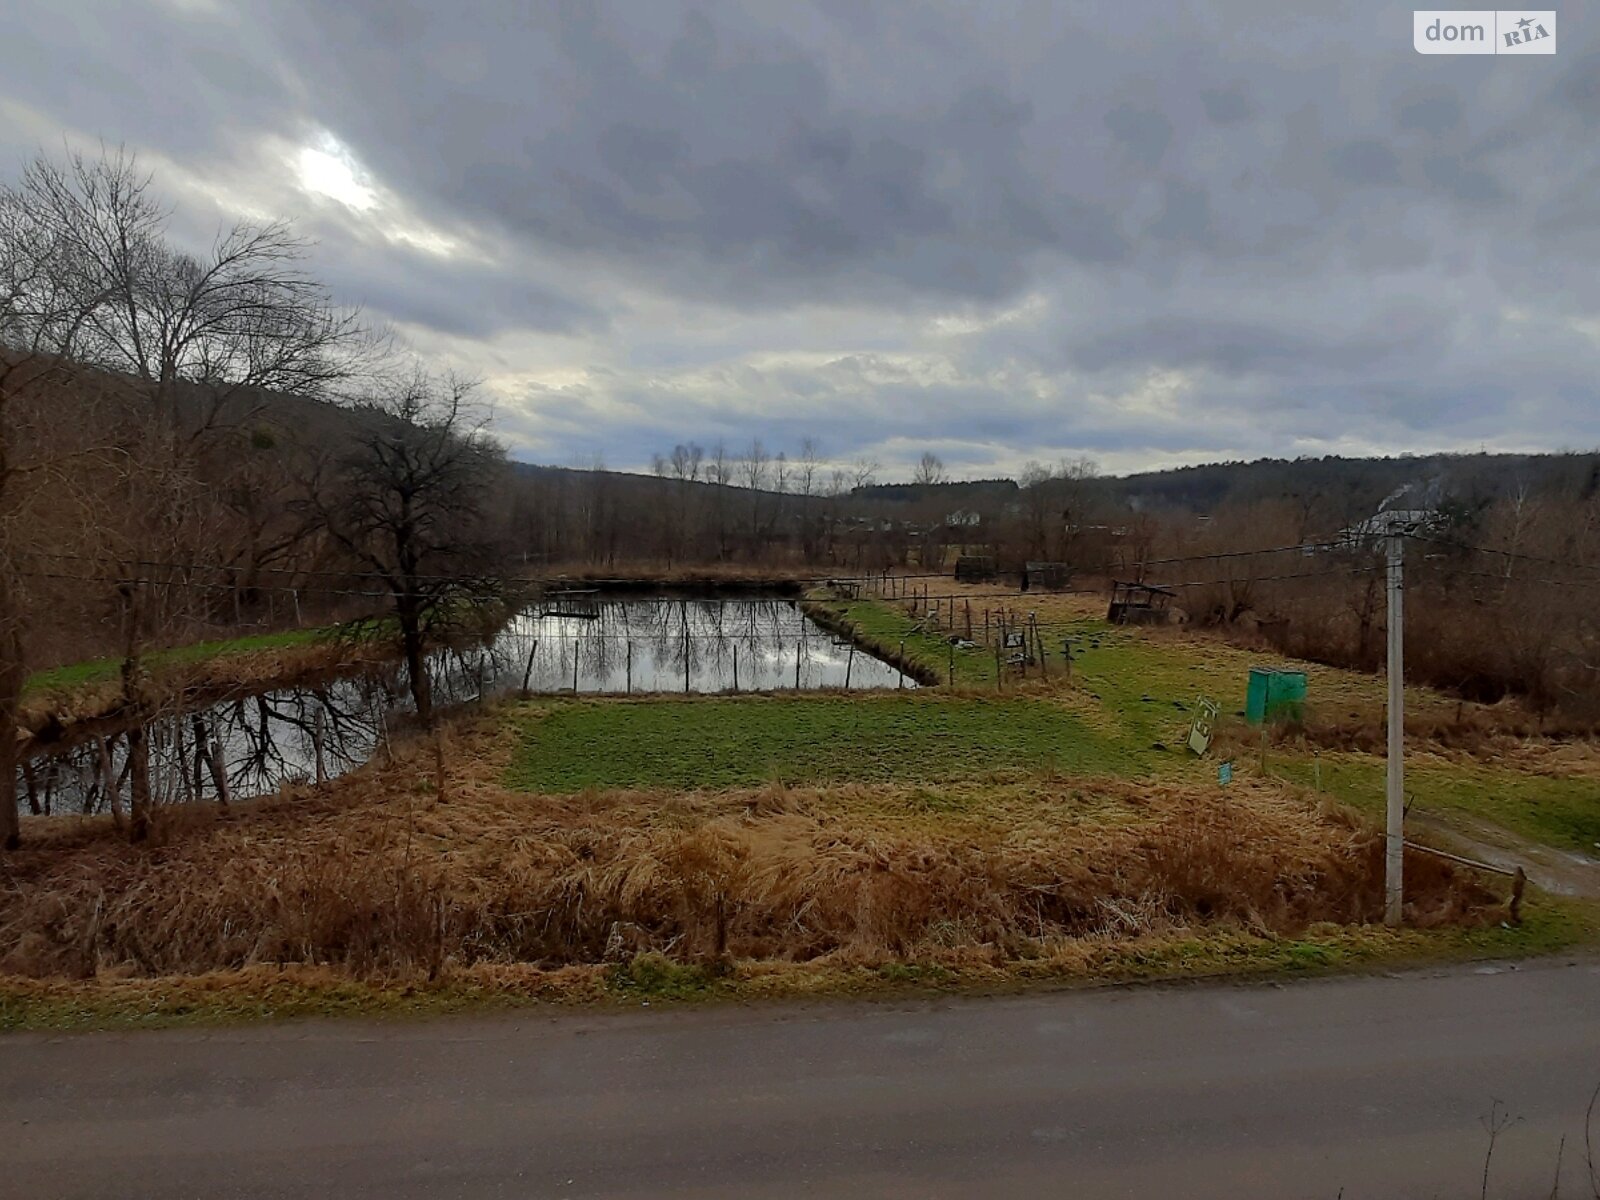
[
  {"left": 0, "top": 709, "right": 1499, "bottom": 983},
  {"left": 1258, "top": 692, "right": 1592, "bottom": 764}
]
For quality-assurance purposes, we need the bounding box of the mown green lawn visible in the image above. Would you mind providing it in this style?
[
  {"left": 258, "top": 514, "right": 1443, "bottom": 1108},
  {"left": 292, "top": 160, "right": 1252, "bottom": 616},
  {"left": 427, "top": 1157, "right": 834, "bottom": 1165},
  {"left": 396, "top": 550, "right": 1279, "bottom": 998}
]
[{"left": 505, "top": 694, "right": 1159, "bottom": 793}]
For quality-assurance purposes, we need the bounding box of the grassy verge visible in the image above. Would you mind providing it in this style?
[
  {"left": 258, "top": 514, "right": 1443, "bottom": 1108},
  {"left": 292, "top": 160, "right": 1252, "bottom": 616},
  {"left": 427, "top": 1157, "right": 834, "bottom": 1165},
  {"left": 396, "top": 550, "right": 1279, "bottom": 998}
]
[
  {"left": 804, "top": 592, "right": 998, "bottom": 686},
  {"left": 1271, "top": 753, "right": 1600, "bottom": 853},
  {"left": 2, "top": 898, "right": 1590, "bottom": 1032},
  {"left": 21, "top": 621, "right": 391, "bottom": 696}
]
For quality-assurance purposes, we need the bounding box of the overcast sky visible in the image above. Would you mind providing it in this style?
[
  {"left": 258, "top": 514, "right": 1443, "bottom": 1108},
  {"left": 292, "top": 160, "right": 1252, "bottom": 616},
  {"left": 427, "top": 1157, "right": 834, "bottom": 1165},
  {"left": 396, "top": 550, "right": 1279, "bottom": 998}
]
[{"left": 4, "top": 1, "right": 1597, "bottom": 479}]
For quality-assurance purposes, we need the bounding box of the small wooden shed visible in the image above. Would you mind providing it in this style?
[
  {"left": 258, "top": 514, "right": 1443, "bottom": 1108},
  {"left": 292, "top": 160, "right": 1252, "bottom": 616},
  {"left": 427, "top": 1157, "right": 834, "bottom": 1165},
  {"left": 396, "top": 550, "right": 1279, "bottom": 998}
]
[
  {"left": 1107, "top": 581, "right": 1176, "bottom": 625},
  {"left": 955, "top": 555, "right": 998, "bottom": 583}
]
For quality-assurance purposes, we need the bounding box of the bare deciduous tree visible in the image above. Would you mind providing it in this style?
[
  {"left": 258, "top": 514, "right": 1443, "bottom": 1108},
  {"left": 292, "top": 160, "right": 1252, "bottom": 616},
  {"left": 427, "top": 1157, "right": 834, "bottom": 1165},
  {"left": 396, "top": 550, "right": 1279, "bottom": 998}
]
[
  {"left": 0, "top": 157, "right": 117, "bottom": 847},
  {"left": 913, "top": 451, "right": 947, "bottom": 486},
  {"left": 20, "top": 148, "right": 365, "bottom": 435},
  {"left": 310, "top": 370, "right": 504, "bottom": 725}
]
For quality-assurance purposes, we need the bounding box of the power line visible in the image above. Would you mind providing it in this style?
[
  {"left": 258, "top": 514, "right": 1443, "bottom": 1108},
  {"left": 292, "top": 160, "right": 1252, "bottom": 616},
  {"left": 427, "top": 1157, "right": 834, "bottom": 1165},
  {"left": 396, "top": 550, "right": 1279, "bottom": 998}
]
[
  {"left": 1418, "top": 566, "right": 1600, "bottom": 592},
  {"left": 1408, "top": 533, "right": 1600, "bottom": 579},
  {"left": 1128, "top": 539, "right": 1352, "bottom": 567}
]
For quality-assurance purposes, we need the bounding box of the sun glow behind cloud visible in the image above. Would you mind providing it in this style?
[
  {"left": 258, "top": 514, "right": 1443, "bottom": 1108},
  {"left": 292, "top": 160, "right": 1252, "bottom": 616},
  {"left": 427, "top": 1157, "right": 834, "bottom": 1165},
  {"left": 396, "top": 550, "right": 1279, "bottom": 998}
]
[
  {"left": 285, "top": 131, "right": 473, "bottom": 260},
  {"left": 294, "top": 133, "right": 377, "bottom": 211}
]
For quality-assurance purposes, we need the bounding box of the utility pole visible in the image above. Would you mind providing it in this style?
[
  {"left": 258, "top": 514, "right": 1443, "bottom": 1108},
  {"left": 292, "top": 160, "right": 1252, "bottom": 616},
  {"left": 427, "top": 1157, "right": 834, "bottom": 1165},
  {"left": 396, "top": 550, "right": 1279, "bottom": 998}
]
[{"left": 1385, "top": 524, "right": 1406, "bottom": 926}]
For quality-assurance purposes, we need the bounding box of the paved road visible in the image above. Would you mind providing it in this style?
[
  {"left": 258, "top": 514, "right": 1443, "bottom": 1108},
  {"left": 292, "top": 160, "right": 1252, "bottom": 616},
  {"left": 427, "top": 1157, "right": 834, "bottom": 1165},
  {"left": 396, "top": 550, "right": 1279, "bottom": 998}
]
[{"left": 5, "top": 960, "right": 1600, "bottom": 1199}]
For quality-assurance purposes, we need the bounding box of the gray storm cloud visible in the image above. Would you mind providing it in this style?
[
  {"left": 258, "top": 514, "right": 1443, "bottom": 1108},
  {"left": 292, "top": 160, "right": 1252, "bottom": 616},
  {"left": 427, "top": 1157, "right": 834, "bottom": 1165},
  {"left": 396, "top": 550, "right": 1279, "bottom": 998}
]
[{"left": 2, "top": 0, "right": 1596, "bottom": 476}]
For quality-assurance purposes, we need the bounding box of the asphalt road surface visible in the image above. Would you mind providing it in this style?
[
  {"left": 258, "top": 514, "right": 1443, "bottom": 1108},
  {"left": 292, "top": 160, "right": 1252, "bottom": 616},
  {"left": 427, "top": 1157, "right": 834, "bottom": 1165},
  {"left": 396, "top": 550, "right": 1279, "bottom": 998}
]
[{"left": 5, "top": 959, "right": 1600, "bottom": 1199}]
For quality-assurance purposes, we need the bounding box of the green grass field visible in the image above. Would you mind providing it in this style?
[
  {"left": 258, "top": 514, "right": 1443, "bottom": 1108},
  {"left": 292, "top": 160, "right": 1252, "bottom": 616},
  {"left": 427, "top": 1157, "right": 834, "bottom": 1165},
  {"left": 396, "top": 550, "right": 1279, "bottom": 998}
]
[
  {"left": 6, "top": 590, "right": 1595, "bottom": 1031},
  {"left": 505, "top": 694, "right": 1160, "bottom": 793},
  {"left": 804, "top": 594, "right": 1001, "bottom": 686}
]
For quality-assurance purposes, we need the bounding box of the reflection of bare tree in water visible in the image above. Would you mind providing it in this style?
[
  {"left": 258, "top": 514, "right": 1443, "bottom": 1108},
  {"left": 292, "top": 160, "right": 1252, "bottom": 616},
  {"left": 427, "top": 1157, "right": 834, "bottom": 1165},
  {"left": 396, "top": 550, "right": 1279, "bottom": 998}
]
[
  {"left": 503, "top": 597, "right": 885, "bottom": 695},
  {"left": 20, "top": 675, "right": 396, "bottom": 816},
  {"left": 632, "top": 599, "right": 793, "bottom": 689},
  {"left": 222, "top": 683, "right": 383, "bottom": 796},
  {"left": 14, "top": 598, "right": 902, "bottom": 816}
]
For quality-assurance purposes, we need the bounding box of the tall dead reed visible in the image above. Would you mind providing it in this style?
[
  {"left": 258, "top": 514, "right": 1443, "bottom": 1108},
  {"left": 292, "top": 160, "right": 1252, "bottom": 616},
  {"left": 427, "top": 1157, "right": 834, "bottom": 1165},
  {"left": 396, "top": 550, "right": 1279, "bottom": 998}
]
[{"left": 0, "top": 724, "right": 1498, "bottom": 981}]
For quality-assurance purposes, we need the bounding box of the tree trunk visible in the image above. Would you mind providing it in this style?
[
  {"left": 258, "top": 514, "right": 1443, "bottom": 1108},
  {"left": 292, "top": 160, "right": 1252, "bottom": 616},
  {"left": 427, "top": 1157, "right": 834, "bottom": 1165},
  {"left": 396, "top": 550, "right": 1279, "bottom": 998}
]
[
  {"left": 0, "top": 728, "right": 20, "bottom": 851},
  {"left": 0, "top": 591, "right": 24, "bottom": 851},
  {"left": 127, "top": 725, "right": 152, "bottom": 842},
  {"left": 117, "top": 585, "right": 153, "bottom": 841},
  {"left": 399, "top": 605, "right": 433, "bottom": 725},
  {"left": 208, "top": 732, "right": 230, "bottom": 806},
  {"left": 98, "top": 735, "right": 124, "bottom": 830},
  {"left": 21, "top": 760, "right": 40, "bottom": 815}
]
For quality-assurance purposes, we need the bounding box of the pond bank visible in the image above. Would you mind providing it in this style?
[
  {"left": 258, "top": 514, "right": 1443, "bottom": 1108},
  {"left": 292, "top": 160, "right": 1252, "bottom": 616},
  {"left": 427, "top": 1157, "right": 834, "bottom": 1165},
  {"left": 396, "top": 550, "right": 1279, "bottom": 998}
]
[
  {"left": 18, "top": 628, "right": 405, "bottom": 753},
  {"left": 13, "top": 591, "right": 912, "bottom": 820}
]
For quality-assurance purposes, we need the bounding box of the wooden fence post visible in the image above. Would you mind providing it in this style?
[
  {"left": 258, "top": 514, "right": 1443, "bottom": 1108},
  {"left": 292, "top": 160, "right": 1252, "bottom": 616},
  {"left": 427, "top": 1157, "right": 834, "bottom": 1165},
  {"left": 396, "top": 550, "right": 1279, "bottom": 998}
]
[{"left": 522, "top": 637, "right": 539, "bottom": 695}]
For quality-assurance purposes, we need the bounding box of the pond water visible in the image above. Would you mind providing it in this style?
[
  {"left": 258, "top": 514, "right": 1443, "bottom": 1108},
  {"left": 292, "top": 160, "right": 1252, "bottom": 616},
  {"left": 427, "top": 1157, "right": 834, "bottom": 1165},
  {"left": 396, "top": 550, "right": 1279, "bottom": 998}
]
[
  {"left": 16, "top": 596, "right": 910, "bottom": 816},
  {"left": 510, "top": 594, "right": 907, "bottom": 694}
]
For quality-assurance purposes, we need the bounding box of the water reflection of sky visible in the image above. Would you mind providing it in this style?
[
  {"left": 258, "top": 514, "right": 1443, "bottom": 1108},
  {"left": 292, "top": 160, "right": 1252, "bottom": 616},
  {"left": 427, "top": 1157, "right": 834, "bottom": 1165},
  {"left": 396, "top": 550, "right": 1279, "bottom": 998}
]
[
  {"left": 17, "top": 597, "right": 910, "bottom": 816},
  {"left": 510, "top": 597, "right": 908, "bottom": 694}
]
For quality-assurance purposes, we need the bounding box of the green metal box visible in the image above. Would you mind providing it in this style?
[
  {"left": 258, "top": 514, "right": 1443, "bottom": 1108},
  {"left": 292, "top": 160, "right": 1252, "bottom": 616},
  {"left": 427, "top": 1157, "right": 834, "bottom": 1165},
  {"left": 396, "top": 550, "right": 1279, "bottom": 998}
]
[{"left": 1246, "top": 667, "right": 1307, "bottom": 725}]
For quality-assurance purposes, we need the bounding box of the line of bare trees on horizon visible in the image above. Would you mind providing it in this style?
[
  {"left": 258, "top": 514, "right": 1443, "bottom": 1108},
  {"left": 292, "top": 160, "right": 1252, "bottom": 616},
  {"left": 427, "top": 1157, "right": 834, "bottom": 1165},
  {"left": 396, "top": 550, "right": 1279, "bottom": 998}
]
[{"left": 519, "top": 434, "right": 1600, "bottom": 724}]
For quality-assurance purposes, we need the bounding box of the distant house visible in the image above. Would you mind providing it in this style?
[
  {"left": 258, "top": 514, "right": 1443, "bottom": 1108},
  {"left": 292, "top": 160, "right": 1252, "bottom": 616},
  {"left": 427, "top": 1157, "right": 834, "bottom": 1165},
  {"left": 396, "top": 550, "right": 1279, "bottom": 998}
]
[{"left": 945, "top": 509, "right": 983, "bottom": 529}]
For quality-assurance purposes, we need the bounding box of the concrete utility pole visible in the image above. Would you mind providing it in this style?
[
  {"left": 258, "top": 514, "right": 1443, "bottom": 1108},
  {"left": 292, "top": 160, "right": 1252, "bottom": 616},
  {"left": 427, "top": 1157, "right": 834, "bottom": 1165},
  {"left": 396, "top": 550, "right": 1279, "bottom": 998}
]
[{"left": 1385, "top": 525, "right": 1406, "bottom": 926}]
